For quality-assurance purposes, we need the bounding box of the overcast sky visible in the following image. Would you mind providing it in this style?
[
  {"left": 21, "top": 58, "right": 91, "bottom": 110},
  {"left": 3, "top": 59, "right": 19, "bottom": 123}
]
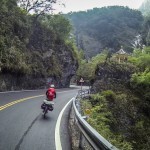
[{"left": 53, "top": 0, "right": 145, "bottom": 13}]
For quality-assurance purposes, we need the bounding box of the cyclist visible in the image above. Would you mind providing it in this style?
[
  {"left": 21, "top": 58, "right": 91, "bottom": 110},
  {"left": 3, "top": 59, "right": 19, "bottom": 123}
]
[{"left": 46, "top": 84, "right": 56, "bottom": 100}]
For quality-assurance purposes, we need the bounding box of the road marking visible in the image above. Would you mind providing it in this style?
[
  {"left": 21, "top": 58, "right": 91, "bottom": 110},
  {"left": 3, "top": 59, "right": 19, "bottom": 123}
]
[
  {"left": 0, "top": 95, "right": 44, "bottom": 111},
  {"left": 55, "top": 97, "right": 74, "bottom": 150},
  {"left": 0, "top": 90, "right": 78, "bottom": 111}
]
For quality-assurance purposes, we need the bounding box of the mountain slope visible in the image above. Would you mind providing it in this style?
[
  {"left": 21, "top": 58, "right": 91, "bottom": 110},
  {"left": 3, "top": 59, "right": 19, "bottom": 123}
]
[
  {"left": 66, "top": 6, "right": 143, "bottom": 58},
  {"left": 0, "top": 1, "right": 78, "bottom": 91}
]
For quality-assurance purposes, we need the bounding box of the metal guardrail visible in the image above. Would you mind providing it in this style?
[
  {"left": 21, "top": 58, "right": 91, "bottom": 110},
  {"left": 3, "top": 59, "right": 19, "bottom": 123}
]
[{"left": 73, "top": 89, "right": 118, "bottom": 150}]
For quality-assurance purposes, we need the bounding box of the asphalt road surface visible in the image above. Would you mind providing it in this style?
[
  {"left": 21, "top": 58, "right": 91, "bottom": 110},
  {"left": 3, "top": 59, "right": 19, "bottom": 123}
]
[{"left": 0, "top": 86, "right": 81, "bottom": 150}]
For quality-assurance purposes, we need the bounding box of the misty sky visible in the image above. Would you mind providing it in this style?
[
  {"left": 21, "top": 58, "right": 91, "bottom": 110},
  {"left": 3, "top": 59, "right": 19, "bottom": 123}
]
[{"left": 54, "top": 0, "right": 145, "bottom": 13}]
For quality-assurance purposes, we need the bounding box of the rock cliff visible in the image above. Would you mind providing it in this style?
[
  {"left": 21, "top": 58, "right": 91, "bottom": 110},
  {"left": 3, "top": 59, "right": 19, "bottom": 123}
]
[
  {"left": 92, "top": 62, "right": 136, "bottom": 93},
  {"left": 0, "top": 20, "right": 78, "bottom": 91}
]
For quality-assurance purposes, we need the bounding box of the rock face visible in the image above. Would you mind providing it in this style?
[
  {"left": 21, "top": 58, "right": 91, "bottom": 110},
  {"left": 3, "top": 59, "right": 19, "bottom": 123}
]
[
  {"left": 0, "top": 54, "right": 77, "bottom": 91},
  {"left": 52, "top": 45, "right": 78, "bottom": 88},
  {"left": 76, "top": 32, "right": 103, "bottom": 58},
  {"left": 0, "top": 23, "right": 78, "bottom": 91},
  {"left": 0, "top": 46, "right": 78, "bottom": 91},
  {"left": 92, "top": 62, "right": 136, "bottom": 93},
  {"left": 90, "top": 62, "right": 141, "bottom": 149}
]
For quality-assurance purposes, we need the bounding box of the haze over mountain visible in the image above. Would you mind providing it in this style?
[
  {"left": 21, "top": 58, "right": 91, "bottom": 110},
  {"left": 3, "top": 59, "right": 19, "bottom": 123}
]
[{"left": 139, "top": 0, "right": 150, "bottom": 15}]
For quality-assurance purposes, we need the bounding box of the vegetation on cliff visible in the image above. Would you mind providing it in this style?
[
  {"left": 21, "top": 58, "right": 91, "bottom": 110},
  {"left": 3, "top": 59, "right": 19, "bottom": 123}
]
[
  {"left": 80, "top": 46, "right": 150, "bottom": 150},
  {"left": 0, "top": 0, "right": 78, "bottom": 90}
]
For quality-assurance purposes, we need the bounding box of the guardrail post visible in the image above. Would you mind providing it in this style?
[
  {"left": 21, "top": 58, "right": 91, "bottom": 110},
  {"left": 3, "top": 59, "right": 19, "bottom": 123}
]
[
  {"left": 79, "top": 132, "right": 83, "bottom": 149},
  {"left": 79, "top": 132, "right": 89, "bottom": 149}
]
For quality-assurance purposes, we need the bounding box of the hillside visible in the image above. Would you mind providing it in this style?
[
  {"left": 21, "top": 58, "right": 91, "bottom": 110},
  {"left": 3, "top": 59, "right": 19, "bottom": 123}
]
[
  {"left": 0, "top": 0, "right": 78, "bottom": 91},
  {"left": 66, "top": 6, "right": 143, "bottom": 58}
]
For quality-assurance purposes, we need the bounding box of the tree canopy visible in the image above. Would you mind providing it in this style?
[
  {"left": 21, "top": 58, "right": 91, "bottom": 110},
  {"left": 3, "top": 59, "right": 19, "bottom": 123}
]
[
  {"left": 0, "top": 0, "right": 78, "bottom": 90},
  {"left": 18, "top": 0, "right": 57, "bottom": 15}
]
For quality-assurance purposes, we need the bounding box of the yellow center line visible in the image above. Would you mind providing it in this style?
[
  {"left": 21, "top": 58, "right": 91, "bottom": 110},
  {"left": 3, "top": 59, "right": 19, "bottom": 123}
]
[{"left": 0, "top": 95, "right": 44, "bottom": 111}]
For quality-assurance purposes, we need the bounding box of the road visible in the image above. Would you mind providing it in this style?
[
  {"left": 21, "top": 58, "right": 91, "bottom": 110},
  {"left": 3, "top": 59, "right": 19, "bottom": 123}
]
[{"left": 0, "top": 87, "right": 80, "bottom": 150}]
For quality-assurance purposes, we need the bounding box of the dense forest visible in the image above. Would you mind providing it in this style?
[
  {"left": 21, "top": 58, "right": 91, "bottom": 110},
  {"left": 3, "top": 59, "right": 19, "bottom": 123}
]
[
  {"left": 0, "top": 0, "right": 78, "bottom": 90},
  {"left": 66, "top": 6, "right": 144, "bottom": 58}
]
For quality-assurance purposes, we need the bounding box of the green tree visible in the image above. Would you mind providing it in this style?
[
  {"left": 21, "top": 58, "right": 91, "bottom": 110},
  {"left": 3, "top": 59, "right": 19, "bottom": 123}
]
[
  {"left": 41, "top": 15, "right": 72, "bottom": 41},
  {"left": 17, "top": 0, "right": 57, "bottom": 15}
]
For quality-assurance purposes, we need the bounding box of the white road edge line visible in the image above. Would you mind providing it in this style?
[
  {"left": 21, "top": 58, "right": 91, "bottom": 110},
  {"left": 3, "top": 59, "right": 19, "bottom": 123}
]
[{"left": 55, "top": 97, "right": 75, "bottom": 150}]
